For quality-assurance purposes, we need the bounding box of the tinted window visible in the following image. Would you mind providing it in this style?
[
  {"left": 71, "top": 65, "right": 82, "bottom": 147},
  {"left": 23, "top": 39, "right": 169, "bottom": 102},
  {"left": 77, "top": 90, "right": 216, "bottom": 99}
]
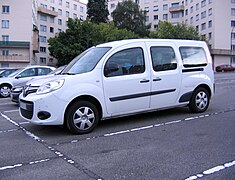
[
  {"left": 150, "top": 46, "right": 177, "bottom": 71},
  {"left": 37, "top": 68, "right": 52, "bottom": 75},
  {"left": 19, "top": 68, "right": 36, "bottom": 77},
  {"left": 179, "top": 47, "right": 207, "bottom": 67},
  {"left": 104, "top": 48, "right": 145, "bottom": 77}
]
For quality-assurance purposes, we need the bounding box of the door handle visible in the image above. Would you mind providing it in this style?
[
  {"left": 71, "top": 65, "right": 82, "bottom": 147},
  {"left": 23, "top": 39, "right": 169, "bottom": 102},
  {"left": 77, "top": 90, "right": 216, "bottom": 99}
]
[
  {"left": 140, "top": 79, "right": 150, "bottom": 83},
  {"left": 153, "top": 77, "right": 162, "bottom": 82}
]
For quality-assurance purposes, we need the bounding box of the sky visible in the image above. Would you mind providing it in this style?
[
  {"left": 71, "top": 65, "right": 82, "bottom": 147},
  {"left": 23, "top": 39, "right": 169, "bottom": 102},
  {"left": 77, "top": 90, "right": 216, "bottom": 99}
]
[{"left": 80, "top": 0, "right": 88, "bottom": 4}]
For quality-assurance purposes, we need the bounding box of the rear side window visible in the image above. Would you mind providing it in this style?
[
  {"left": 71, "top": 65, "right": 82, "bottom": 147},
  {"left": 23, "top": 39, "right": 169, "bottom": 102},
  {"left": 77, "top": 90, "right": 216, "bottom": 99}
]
[
  {"left": 150, "top": 46, "right": 177, "bottom": 72},
  {"left": 179, "top": 47, "right": 207, "bottom": 68},
  {"left": 37, "top": 68, "right": 52, "bottom": 75},
  {"left": 104, "top": 47, "right": 145, "bottom": 77}
]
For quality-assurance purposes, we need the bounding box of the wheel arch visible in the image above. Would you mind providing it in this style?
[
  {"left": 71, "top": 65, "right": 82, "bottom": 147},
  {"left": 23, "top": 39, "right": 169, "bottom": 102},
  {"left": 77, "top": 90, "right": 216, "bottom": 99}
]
[
  {"left": 64, "top": 95, "right": 103, "bottom": 125},
  {"left": 194, "top": 84, "right": 212, "bottom": 99},
  {"left": 0, "top": 83, "right": 13, "bottom": 88}
]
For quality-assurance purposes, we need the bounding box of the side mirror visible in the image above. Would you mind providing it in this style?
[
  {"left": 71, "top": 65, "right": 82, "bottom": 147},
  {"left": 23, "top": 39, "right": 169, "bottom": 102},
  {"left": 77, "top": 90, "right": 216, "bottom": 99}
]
[
  {"left": 104, "top": 63, "right": 119, "bottom": 77},
  {"left": 15, "top": 75, "right": 22, "bottom": 79}
]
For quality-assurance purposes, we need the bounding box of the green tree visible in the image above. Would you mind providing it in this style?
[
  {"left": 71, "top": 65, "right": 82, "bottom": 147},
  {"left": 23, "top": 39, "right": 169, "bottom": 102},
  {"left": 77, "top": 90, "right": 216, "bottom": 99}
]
[
  {"left": 112, "top": 0, "right": 149, "bottom": 37},
  {"left": 87, "top": 0, "right": 109, "bottom": 23},
  {"left": 149, "top": 21, "right": 205, "bottom": 41},
  {"left": 48, "top": 18, "right": 138, "bottom": 66}
]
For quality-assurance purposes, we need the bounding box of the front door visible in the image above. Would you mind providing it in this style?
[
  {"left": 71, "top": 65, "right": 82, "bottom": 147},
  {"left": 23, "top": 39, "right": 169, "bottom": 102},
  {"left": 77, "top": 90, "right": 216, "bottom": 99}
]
[{"left": 102, "top": 43, "right": 151, "bottom": 116}]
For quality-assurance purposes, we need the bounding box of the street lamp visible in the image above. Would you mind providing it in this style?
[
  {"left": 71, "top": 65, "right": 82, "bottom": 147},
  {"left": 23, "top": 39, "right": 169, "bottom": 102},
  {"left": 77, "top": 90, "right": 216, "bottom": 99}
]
[{"left": 231, "top": 26, "right": 235, "bottom": 65}]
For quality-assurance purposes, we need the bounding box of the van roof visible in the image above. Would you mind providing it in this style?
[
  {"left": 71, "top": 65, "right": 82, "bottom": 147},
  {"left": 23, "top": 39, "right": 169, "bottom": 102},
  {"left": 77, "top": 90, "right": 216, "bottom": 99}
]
[{"left": 96, "top": 39, "right": 207, "bottom": 48}]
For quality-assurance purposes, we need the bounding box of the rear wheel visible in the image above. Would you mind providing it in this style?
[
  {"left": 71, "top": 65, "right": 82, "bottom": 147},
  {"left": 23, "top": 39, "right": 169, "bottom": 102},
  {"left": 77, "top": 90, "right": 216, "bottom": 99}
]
[
  {"left": 0, "top": 84, "right": 11, "bottom": 98},
  {"left": 189, "top": 87, "right": 210, "bottom": 113},
  {"left": 65, "top": 101, "right": 99, "bottom": 134}
]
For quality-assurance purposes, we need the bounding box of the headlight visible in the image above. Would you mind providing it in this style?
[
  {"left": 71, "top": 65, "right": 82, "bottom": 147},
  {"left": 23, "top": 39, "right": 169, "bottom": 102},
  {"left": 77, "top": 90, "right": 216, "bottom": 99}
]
[{"left": 36, "top": 79, "right": 64, "bottom": 95}]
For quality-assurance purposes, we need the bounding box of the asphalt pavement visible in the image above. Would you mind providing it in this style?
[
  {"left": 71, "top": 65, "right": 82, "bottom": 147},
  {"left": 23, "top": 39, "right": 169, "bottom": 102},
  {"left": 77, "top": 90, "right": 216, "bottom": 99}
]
[{"left": 0, "top": 72, "right": 234, "bottom": 180}]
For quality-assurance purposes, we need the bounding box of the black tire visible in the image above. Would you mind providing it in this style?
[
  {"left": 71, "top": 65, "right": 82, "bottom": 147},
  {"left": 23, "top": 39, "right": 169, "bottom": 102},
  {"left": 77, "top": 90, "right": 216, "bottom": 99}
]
[
  {"left": 0, "top": 84, "right": 11, "bottom": 98},
  {"left": 189, "top": 87, "right": 210, "bottom": 113},
  {"left": 65, "top": 101, "right": 99, "bottom": 134}
]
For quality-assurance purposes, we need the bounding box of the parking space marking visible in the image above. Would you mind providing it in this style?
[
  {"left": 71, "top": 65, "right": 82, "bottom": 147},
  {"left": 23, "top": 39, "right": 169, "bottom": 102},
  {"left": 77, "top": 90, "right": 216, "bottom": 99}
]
[
  {"left": 4, "top": 109, "right": 19, "bottom": 113},
  {"left": 185, "top": 160, "right": 235, "bottom": 180},
  {"left": 0, "top": 128, "right": 19, "bottom": 133},
  {"left": 0, "top": 112, "right": 104, "bottom": 179},
  {"left": 54, "top": 107, "right": 235, "bottom": 146}
]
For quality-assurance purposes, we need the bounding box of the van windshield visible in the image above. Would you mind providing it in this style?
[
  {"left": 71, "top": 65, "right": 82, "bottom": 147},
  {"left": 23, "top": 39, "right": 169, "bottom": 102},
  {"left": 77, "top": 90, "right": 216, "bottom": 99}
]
[{"left": 62, "top": 47, "right": 111, "bottom": 75}]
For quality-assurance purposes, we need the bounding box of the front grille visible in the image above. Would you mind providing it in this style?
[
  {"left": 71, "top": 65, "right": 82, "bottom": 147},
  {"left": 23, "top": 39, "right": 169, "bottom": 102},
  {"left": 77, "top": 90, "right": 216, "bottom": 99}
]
[{"left": 20, "top": 100, "right": 34, "bottom": 119}]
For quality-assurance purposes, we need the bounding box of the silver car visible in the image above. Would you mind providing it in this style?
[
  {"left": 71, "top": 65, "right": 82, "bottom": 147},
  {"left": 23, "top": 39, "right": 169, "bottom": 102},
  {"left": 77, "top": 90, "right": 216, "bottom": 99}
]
[{"left": 0, "top": 65, "right": 55, "bottom": 97}]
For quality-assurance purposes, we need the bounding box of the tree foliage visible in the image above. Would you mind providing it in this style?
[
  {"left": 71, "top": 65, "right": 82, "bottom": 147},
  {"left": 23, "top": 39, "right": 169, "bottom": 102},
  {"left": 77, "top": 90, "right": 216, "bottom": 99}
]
[
  {"left": 48, "top": 18, "right": 138, "bottom": 66},
  {"left": 149, "top": 21, "right": 205, "bottom": 41},
  {"left": 87, "top": 0, "right": 109, "bottom": 23},
  {"left": 112, "top": 0, "right": 149, "bottom": 37}
]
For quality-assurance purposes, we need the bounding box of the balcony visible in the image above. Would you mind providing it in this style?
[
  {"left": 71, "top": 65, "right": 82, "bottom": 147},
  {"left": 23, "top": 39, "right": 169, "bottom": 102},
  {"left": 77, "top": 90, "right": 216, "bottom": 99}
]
[
  {"left": 169, "top": 5, "right": 184, "bottom": 12},
  {"left": 38, "top": 7, "right": 58, "bottom": 17},
  {"left": 0, "top": 41, "right": 30, "bottom": 48},
  {"left": 0, "top": 55, "right": 30, "bottom": 63},
  {"left": 32, "top": 30, "right": 39, "bottom": 53}
]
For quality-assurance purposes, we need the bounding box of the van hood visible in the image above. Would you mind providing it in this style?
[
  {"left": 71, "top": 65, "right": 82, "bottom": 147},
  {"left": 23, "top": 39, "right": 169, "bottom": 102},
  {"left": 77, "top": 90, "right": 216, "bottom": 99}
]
[{"left": 26, "top": 75, "right": 66, "bottom": 87}]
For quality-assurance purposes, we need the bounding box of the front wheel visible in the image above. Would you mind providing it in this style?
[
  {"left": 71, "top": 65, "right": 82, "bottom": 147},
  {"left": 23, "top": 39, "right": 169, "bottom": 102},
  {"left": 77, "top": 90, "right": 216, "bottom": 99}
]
[
  {"left": 0, "top": 84, "right": 11, "bottom": 98},
  {"left": 65, "top": 101, "right": 99, "bottom": 134},
  {"left": 189, "top": 87, "right": 210, "bottom": 113}
]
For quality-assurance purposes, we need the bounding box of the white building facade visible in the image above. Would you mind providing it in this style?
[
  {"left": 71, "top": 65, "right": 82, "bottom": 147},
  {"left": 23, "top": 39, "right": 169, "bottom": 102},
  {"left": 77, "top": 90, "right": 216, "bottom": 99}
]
[
  {"left": 0, "top": 0, "right": 87, "bottom": 67},
  {"left": 108, "top": 0, "right": 235, "bottom": 68}
]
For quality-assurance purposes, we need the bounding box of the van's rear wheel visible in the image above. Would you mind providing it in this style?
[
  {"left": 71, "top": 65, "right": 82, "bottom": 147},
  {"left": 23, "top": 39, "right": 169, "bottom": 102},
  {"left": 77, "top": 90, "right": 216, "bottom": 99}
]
[
  {"left": 65, "top": 101, "right": 99, "bottom": 134},
  {"left": 189, "top": 87, "right": 209, "bottom": 113}
]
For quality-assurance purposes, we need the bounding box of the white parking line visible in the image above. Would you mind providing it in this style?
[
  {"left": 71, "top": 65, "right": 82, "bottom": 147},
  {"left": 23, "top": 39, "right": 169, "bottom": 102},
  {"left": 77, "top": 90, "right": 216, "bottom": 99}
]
[
  {"left": 185, "top": 160, "right": 235, "bottom": 180},
  {"left": 4, "top": 109, "right": 19, "bottom": 113}
]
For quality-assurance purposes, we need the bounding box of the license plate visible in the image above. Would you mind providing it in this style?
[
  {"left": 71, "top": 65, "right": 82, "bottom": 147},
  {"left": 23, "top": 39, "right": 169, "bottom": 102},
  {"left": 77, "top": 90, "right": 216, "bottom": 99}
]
[{"left": 20, "top": 101, "right": 27, "bottom": 110}]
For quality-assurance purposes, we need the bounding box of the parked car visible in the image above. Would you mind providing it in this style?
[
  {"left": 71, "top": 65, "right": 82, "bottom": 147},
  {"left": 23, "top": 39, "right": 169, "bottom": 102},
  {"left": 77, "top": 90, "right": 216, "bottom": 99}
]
[
  {"left": 19, "top": 39, "right": 214, "bottom": 134},
  {"left": 0, "top": 68, "right": 18, "bottom": 78},
  {"left": 215, "top": 64, "right": 235, "bottom": 72},
  {"left": 11, "top": 65, "right": 66, "bottom": 103},
  {"left": 0, "top": 65, "right": 55, "bottom": 97}
]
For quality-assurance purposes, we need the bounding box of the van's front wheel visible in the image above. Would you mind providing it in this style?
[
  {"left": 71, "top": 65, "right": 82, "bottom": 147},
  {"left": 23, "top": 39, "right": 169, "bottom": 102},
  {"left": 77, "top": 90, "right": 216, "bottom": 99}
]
[
  {"left": 65, "top": 101, "right": 99, "bottom": 134},
  {"left": 189, "top": 87, "right": 209, "bottom": 113}
]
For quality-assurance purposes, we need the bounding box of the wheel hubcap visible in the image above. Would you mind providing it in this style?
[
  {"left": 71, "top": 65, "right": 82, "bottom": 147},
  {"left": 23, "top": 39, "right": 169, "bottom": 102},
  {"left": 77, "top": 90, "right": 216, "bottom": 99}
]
[
  {"left": 1, "top": 87, "right": 10, "bottom": 97},
  {"left": 195, "top": 91, "right": 208, "bottom": 110},
  {"left": 73, "top": 107, "right": 95, "bottom": 130}
]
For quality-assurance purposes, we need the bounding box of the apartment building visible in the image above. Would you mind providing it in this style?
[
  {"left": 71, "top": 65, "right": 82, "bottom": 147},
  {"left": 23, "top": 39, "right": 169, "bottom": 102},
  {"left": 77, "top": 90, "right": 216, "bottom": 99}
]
[
  {"left": 108, "top": 0, "right": 235, "bottom": 68},
  {"left": 0, "top": 0, "right": 87, "bottom": 68}
]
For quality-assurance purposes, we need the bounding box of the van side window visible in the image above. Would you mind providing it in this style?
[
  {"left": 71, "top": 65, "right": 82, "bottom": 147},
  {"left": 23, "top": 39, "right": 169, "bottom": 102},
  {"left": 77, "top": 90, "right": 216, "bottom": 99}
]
[
  {"left": 104, "top": 48, "right": 145, "bottom": 77},
  {"left": 179, "top": 47, "right": 207, "bottom": 67},
  {"left": 150, "top": 46, "right": 177, "bottom": 72}
]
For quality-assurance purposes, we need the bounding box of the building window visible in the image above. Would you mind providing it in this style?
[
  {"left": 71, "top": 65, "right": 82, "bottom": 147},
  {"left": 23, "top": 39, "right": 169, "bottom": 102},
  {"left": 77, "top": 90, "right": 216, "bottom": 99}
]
[
  {"left": 190, "top": 17, "right": 193, "bottom": 24},
  {"left": 163, "top": 4, "right": 168, "bottom": 10},
  {"left": 153, "top": 5, "right": 158, "bottom": 12},
  {"left": 145, "top": 16, "right": 149, "bottom": 22},
  {"left": 58, "top": 19, "right": 62, "bottom": 25},
  {"left": 145, "top": 7, "right": 149, "bottom": 12},
  {"left": 154, "top": 24, "right": 158, "bottom": 29},
  {"left": 58, "top": 9, "right": 62, "bottom": 15},
  {"left": 201, "top": 0, "right": 206, "bottom": 8},
  {"left": 232, "top": 20, "right": 235, "bottom": 27},
  {"left": 73, "top": 13, "right": 77, "bottom": 19},
  {"left": 196, "top": 14, "right": 199, "bottom": 21},
  {"left": 201, "top": 23, "right": 206, "bottom": 30},
  {"left": 50, "top": 27, "right": 54, "bottom": 33},
  {"left": 172, "top": 12, "right": 180, "bottom": 19},
  {"left": 80, "top": 15, "right": 84, "bottom": 21},
  {"left": 40, "top": 3, "right": 47, "bottom": 9},
  {"left": 2, "top": 20, "right": 9, "bottom": 28},
  {"left": 40, "top": 14, "right": 47, "bottom": 21},
  {"left": 66, "top": 1, "right": 70, "bottom": 8},
  {"left": 111, "top": 3, "right": 115, "bottom": 9},
  {"left": 208, "top": 32, "right": 212, "bottom": 40},
  {"left": 59, "top": 0, "right": 62, "bottom": 5},
  {"left": 185, "top": 9, "right": 188, "bottom": 16},
  {"left": 2, "top": 35, "right": 9, "bottom": 41},
  {"left": 2, "top": 5, "right": 10, "bottom": 14},
  {"left": 196, "top": 3, "right": 199, "bottom": 10},
  {"left": 209, "top": 0, "right": 212, "bottom": 4},
  {"left": 232, "top": 0, "right": 235, "bottom": 3},
  {"left": 58, "top": 29, "right": 62, "bottom": 33},
  {"left": 171, "top": 2, "right": 180, "bottom": 7},
  {"left": 232, "top": 8, "right": 235, "bottom": 16},
  {"left": 2, "top": 50, "right": 9, "bottom": 56},
  {"left": 232, "top": 33, "right": 235, "bottom": 40},
  {"left": 66, "top": 11, "right": 69, "bottom": 17},
  {"left": 40, "top": 47, "right": 46, "bottom": 53},
  {"left": 50, "top": 0, "right": 54, "bottom": 3},
  {"left": 74, "top": 4, "right": 77, "bottom": 10},
  {"left": 190, "top": 6, "right": 193, "bottom": 13},
  {"left": 80, "top": 6, "right": 84, "bottom": 13},
  {"left": 163, "top": 14, "right": 168, "bottom": 20},
  {"left": 208, "top": 20, "right": 212, "bottom": 28},
  {"left": 50, "top": 17, "right": 54, "bottom": 23},
  {"left": 40, "top": 25, "right": 47, "bottom": 32},
  {"left": 39, "top": 36, "right": 47, "bottom": 43},
  {"left": 208, "top": 8, "right": 212, "bottom": 16},
  {"left": 40, "top": 57, "right": 46, "bottom": 64},
  {"left": 153, "top": 15, "right": 158, "bottom": 20},
  {"left": 201, "top": 11, "right": 206, "bottom": 19}
]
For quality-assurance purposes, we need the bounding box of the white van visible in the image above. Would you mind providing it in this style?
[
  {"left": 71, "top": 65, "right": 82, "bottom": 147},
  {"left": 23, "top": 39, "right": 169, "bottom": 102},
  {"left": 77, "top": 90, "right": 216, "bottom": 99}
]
[{"left": 19, "top": 39, "right": 214, "bottom": 134}]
